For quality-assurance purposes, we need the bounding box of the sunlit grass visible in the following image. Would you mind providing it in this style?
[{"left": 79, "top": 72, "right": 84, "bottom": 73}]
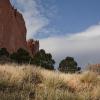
[{"left": 0, "top": 64, "right": 99, "bottom": 100}]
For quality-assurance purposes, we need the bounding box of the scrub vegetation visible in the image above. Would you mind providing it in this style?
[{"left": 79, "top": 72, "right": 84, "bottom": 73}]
[{"left": 0, "top": 64, "right": 99, "bottom": 100}]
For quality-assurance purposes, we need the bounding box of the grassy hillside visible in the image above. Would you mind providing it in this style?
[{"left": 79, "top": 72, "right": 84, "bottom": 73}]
[{"left": 0, "top": 64, "right": 100, "bottom": 100}]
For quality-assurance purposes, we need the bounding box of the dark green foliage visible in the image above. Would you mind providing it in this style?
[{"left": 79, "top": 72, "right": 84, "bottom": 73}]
[
  {"left": 0, "top": 48, "right": 9, "bottom": 57},
  {"left": 59, "top": 57, "right": 80, "bottom": 73},
  {"left": 77, "top": 67, "right": 81, "bottom": 71},
  {"left": 10, "top": 48, "right": 32, "bottom": 64},
  {"left": 32, "top": 49, "right": 55, "bottom": 70},
  {"left": 0, "top": 48, "right": 55, "bottom": 70}
]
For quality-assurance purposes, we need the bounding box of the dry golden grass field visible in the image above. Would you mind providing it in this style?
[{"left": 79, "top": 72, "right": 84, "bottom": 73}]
[{"left": 0, "top": 64, "right": 100, "bottom": 100}]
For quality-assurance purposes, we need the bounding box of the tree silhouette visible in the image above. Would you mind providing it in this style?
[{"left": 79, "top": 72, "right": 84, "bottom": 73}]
[
  {"left": 59, "top": 57, "right": 81, "bottom": 73},
  {"left": 32, "top": 49, "right": 55, "bottom": 70},
  {"left": 0, "top": 48, "right": 9, "bottom": 57},
  {"left": 10, "top": 48, "right": 32, "bottom": 64}
]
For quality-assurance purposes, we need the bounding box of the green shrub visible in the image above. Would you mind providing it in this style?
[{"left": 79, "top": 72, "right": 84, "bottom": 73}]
[
  {"left": 32, "top": 49, "right": 55, "bottom": 70},
  {"left": 10, "top": 48, "right": 32, "bottom": 64},
  {"left": 59, "top": 57, "right": 81, "bottom": 73},
  {"left": 0, "top": 48, "right": 9, "bottom": 57}
]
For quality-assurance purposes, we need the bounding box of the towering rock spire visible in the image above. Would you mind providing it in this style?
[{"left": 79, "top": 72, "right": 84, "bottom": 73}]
[
  {"left": 0, "top": 0, "right": 27, "bottom": 53},
  {"left": 0, "top": 0, "right": 39, "bottom": 56}
]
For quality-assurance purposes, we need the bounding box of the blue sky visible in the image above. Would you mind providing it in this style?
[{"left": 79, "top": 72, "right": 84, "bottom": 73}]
[
  {"left": 35, "top": 0, "right": 100, "bottom": 38},
  {"left": 11, "top": 0, "right": 100, "bottom": 68}
]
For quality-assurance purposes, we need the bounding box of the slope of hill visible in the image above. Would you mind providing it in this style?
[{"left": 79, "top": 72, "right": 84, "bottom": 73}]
[{"left": 0, "top": 64, "right": 100, "bottom": 100}]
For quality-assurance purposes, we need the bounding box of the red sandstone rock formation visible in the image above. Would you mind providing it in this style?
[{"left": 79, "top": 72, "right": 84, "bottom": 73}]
[
  {"left": 0, "top": 0, "right": 27, "bottom": 53},
  {"left": 0, "top": 0, "right": 39, "bottom": 56},
  {"left": 88, "top": 64, "right": 100, "bottom": 74},
  {"left": 27, "top": 39, "right": 39, "bottom": 56}
]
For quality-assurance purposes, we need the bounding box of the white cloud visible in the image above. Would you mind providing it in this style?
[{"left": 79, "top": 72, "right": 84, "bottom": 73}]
[
  {"left": 10, "top": 0, "right": 100, "bottom": 68},
  {"left": 11, "top": 0, "right": 49, "bottom": 39},
  {"left": 40, "top": 24, "right": 100, "bottom": 68}
]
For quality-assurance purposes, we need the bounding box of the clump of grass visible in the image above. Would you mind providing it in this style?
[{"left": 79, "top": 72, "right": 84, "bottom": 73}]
[
  {"left": 0, "top": 64, "right": 24, "bottom": 90},
  {"left": 91, "top": 86, "right": 100, "bottom": 100},
  {"left": 0, "top": 91, "right": 29, "bottom": 100},
  {"left": 80, "top": 71, "right": 98, "bottom": 84},
  {"left": 0, "top": 64, "right": 43, "bottom": 92},
  {"left": 22, "top": 66, "right": 43, "bottom": 84},
  {"left": 35, "top": 88, "right": 80, "bottom": 100},
  {"left": 43, "top": 76, "right": 68, "bottom": 90}
]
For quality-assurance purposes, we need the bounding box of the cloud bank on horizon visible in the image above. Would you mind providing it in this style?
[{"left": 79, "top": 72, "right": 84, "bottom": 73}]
[
  {"left": 11, "top": 0, "right": 100, "bottom": 68},
  {"left": 40, "top": 24, "right": 100, "bottom": 67}
]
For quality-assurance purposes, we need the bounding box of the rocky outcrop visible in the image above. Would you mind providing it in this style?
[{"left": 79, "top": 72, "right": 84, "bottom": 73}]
[
  {"left": 0, "top": 0, "right": 39, "bottom": 56},
  {"left": 0, "top": 0, "right": 27, "bottom": 53},
  {"left": 27, "top": 39, "right": 39, "bottom": 56},
  {"left": 88, "top": 64, "right": 100, "bottom": 74}
]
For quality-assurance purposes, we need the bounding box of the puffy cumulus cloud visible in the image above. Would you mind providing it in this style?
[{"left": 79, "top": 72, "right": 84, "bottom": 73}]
[
  {"left": 11, "top": 0, "right": 49, "bottom": 39},
  {"left": 40, "top": 24, "right": 100, "bottom": 68}
]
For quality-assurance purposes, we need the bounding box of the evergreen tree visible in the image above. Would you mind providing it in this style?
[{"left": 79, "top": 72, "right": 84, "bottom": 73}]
[
  {"left": 59, "top": 57, "right": 81, "bottom": 73},
  {"left": 32, "top": 49, "right": 55, "bottom": 70},
  {"left": 0, "top": 48, "right": 9, "bottom": 57},
  {"left": 10, "top": 48, "right": 32, "bottom": 64}
]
